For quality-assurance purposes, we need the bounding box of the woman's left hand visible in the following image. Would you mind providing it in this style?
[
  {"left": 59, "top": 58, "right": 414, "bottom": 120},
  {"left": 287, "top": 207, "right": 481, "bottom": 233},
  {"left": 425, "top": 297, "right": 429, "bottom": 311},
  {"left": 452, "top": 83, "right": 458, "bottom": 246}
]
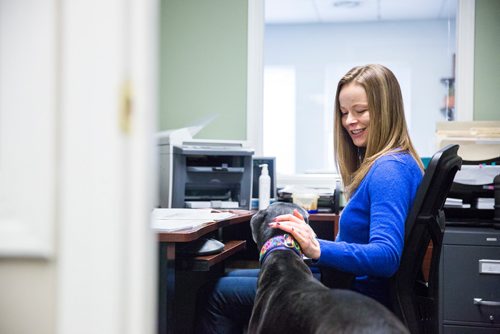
[{"left": 268, "top": 209, "right": 321, "bottom": 260}]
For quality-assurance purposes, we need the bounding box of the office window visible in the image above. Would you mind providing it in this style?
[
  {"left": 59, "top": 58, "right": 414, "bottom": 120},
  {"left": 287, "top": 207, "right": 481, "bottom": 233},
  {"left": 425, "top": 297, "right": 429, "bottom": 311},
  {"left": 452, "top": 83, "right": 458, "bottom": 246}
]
[{"left": 263, "top": 67, "right": 296, "bottom": 175}]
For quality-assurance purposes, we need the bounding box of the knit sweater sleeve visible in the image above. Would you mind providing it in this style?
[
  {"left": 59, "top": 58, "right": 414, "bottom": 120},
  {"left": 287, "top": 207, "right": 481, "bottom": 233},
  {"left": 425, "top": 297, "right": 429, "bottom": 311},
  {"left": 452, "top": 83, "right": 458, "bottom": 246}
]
[{"left": 315, "top": 158, "right": 419, "bottom": 277}]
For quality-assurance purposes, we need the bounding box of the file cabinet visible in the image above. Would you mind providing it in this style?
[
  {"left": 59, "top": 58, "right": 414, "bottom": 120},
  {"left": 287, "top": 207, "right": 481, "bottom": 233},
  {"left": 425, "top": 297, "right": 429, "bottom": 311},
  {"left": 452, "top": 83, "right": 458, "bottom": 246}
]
[{"left": 440, "top": 226, "right": 500, "bottom": 333}]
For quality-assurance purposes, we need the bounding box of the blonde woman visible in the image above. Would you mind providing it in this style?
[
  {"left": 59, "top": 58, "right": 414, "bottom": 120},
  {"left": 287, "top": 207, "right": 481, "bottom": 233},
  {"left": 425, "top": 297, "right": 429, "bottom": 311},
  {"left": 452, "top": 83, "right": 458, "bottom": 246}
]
[
  {"left": 196, "top": 65, "right": 423, "bottom": 333},
  {"left": 272, "top": 64, "right": 424, "bottom": 308}
]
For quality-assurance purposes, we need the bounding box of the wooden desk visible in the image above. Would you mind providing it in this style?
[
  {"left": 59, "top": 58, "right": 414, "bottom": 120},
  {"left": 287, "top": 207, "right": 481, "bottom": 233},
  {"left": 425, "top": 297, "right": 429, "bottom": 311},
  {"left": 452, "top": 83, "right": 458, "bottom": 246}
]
[
  {"left": 156, "top": 210, "right": 253, "bottom": 334},
  {"left": 309, "top": 213, "right": 339, "bottom": 240}
]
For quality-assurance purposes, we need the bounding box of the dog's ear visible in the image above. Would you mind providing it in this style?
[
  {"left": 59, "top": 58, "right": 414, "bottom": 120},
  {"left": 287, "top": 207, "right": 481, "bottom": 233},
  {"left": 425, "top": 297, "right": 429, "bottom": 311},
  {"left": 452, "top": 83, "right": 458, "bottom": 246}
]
[{"left": 250, "top": 209, "right": 267, "bottom": 245}]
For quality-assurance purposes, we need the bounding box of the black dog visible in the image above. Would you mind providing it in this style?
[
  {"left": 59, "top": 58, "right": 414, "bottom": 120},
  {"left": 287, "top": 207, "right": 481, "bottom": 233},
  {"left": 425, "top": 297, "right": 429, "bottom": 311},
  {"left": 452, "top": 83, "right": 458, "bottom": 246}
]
[{"left": 248, "top": 202, "right": 409, "bottom": 334}]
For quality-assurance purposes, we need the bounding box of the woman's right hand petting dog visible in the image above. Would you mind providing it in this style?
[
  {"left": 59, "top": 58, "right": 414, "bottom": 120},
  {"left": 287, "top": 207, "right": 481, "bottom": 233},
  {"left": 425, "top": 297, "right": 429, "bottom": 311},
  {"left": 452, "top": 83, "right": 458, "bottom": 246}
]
[{"left": 268, "top": 208, "right": 321, "bottom": 260}]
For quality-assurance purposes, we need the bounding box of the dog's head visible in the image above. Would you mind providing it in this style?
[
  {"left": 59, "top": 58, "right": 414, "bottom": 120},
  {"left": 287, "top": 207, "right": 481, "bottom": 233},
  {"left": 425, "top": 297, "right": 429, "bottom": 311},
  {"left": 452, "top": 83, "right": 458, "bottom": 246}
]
[{"left": 250, "top": 202, "right": 309, "bottom": 251}]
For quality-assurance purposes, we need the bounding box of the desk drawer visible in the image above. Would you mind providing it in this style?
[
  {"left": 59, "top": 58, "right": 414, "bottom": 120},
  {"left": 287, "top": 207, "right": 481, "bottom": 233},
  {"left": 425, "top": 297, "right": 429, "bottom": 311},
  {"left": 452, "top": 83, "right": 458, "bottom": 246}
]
[
  {"left": 442, "top": 244, "right": 500, "bottom": 325},
  {"left": 443, "top": 325, "right": 500, "bottom": 333}
]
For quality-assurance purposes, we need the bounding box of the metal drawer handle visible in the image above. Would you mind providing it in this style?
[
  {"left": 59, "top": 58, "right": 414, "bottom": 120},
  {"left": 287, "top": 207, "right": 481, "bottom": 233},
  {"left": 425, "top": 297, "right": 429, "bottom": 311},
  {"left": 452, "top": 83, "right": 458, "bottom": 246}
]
[{"left": 474, "top": 298, "right": 500, "bottom": 307}]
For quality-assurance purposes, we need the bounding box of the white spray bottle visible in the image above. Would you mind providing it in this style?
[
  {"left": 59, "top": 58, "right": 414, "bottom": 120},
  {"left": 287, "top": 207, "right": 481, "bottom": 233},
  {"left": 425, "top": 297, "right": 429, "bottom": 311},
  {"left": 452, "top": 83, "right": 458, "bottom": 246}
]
[{"left": 258, "top": 164, "right": 271, "bottom": 210}]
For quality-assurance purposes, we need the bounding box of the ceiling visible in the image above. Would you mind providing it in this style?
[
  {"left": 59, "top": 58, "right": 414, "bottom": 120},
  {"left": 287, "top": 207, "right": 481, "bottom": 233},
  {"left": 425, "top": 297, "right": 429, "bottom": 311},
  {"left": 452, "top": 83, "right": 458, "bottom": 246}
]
[{"left": 265, "top": 0, "right": 457, "bottom": 24}]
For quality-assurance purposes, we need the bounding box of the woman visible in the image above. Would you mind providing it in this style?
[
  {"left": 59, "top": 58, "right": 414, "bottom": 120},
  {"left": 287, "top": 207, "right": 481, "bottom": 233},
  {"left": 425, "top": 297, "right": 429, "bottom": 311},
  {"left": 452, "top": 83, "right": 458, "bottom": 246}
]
[
  {"left": 195, "top": 64, "right": 423, "bottom": 333},
  {"left": 272, "top": 64, "right": 423, "bottom": 307}
]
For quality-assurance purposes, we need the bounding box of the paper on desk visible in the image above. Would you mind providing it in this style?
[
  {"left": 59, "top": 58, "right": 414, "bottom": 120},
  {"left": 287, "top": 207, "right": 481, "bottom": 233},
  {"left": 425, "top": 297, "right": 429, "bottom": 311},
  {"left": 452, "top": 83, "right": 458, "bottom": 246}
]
[
  {"left": 445, "top": 198, "right": 471, "bottom": 209},
  {"left": 151, "top": 208, "right": 235, "bottom": 232},
  {"left": 454, "top": 165, "right": 500, "bottom": 185}
]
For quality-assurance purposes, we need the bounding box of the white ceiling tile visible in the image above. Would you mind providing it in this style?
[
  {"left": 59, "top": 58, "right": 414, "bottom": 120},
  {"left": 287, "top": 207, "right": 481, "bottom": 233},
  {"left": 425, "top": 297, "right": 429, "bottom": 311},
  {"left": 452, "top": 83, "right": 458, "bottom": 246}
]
[
  {"left": 265, "top": 0, "right": 457, "bottom": 24},
  {"left": 265, "top": 0, "right": 319, "bottom": 24},
  {"left": 381, "top": 0, "right": 443, "bottom": 21}
]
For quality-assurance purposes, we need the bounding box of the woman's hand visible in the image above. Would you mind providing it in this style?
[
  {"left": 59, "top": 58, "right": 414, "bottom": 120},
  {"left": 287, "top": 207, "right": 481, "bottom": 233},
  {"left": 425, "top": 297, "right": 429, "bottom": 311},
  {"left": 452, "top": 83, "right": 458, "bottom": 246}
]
[{"left": 268, "top": 209, "right": 321, "bottom": 260}]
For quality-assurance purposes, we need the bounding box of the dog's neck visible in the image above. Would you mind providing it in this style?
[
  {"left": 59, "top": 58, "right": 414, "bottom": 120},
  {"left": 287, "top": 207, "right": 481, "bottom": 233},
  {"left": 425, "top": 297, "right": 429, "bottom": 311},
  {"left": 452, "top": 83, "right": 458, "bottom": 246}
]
[{"left": 259, "top": 233, "right": 303, "bottom": 264}]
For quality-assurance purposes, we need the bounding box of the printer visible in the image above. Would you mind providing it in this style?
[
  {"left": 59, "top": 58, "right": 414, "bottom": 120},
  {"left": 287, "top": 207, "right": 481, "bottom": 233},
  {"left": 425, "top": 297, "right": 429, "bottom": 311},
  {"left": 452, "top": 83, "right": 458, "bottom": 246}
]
[{"left": 157, "top": 128, "right": 254, "bottom": 209}]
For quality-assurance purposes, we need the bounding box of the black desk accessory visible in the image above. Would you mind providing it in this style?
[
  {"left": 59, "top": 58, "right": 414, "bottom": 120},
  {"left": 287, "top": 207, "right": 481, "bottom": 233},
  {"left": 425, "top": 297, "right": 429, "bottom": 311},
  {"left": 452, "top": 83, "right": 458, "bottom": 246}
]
[{"left": 445, "top": 155, "right": 500, "bottom": 227}]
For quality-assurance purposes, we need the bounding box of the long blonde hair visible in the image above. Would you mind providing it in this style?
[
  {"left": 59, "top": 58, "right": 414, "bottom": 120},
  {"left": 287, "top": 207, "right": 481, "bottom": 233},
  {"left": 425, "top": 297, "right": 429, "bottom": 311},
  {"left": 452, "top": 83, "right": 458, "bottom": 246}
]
[{"left": 334, "top": 64, "right": 423, "bottom": 199}]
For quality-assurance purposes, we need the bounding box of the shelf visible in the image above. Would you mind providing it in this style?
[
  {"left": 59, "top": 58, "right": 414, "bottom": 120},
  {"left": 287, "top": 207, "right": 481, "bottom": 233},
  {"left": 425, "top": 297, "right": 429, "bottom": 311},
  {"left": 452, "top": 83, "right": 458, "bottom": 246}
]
[
  {"left": 310, "top": 213, "right": 339, "bottom": 222},
  {"left": 440, "top": 107, "right": 455, "bottom": 121},
  {"left": 440, "top": 107, "right": 455, "bottom": 114},
  {"left": 440, "top": 77, "right": 455, "bottom": 85},
  {"left": 177, "top": 240, "right": 246, "bottom": 271}
]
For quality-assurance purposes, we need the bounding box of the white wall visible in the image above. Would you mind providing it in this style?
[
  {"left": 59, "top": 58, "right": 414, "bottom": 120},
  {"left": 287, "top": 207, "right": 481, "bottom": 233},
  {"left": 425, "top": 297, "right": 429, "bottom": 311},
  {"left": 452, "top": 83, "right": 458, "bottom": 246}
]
[
  {"left": 0, "top": 1, "right": 157, "bottom": 333},
  {"left": 265, "top": 19, "right": 456, "bottom": 173},
  {"left": 0, "top": 0, "right": 57, "bottom": 332}
]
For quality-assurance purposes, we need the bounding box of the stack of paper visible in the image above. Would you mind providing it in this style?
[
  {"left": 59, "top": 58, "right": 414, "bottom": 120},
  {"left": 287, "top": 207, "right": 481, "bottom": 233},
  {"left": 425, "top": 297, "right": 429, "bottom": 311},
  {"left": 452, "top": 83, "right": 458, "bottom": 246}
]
[
  {"left": 454, "top": 165, "right": 500, "bottom": 185},
  {"left": 477, "top": 198, "right": 494, "bottom": 210},
  {"left": 151, "top": 208, "right": 235, "bottom": 232},
  {"left": 445, "top": 198, "right": 471, "bottom": 209}
]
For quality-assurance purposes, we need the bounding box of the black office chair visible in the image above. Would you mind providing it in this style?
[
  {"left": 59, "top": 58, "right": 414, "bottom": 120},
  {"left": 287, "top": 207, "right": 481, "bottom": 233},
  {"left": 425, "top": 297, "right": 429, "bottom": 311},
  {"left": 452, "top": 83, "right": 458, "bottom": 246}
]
[{"left": 390, "top": 144, "right": 462, "bottom": 334}]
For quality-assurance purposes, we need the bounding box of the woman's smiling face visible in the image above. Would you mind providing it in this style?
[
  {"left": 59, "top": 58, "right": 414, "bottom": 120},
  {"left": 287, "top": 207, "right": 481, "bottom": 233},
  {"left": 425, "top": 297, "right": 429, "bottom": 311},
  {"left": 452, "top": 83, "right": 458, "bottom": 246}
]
[{"left": 339, "top": 82, "right": 370, "bottom": 148}]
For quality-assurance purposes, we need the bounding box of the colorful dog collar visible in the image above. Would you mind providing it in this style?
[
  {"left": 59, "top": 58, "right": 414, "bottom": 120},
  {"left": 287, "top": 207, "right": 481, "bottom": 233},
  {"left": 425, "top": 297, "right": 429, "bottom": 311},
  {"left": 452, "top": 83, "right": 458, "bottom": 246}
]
[{"left": 259, "top": 233, "right": 303, "bottom": 264}]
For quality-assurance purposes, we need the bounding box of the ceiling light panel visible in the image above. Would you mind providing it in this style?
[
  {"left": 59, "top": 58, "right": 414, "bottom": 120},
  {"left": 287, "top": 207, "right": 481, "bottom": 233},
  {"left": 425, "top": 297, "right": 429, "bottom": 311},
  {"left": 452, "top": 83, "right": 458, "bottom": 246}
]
[{"left": 314, "top": 0, "right": 378, "bottom": 22}]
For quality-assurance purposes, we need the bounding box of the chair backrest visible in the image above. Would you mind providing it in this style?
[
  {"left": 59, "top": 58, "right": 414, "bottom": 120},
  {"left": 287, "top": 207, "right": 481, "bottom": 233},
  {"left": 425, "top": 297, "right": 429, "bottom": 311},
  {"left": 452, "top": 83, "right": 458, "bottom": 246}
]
[{"left": 391, "top": 144, "right": 462, "bottom": 334}]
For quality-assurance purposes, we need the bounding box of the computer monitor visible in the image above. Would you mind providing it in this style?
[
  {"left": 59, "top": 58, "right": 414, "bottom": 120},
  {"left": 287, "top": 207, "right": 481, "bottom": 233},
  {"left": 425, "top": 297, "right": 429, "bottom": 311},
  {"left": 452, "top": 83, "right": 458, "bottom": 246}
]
[{"left": 252, "top": 157, "right": 277, "bottom": 199}]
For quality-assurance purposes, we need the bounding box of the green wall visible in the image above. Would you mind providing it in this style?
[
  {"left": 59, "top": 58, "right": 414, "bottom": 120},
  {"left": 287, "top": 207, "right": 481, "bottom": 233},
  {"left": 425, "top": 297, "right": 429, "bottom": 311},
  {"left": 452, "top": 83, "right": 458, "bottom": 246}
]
[
  {"left": 474, "top": 0, "right": 500, "bottom": 120},
  {"left": 159, "top": 0, "right": 248, "bottom": 139},
  {"left": 159, "top": 0, "right": 499, "bottom": 139}
]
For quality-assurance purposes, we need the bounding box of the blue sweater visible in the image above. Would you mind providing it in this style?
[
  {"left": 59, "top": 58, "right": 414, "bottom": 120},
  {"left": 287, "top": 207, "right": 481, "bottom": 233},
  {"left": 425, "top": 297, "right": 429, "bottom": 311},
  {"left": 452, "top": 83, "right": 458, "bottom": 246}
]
[{"left": 316, "top": 152, "right": 422, "bottom": 306}]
